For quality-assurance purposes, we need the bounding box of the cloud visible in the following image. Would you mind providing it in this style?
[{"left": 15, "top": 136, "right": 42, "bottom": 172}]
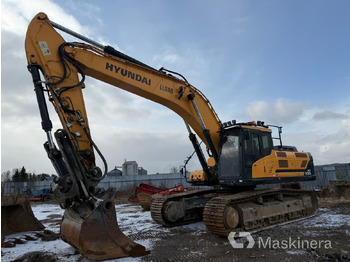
[
  {"left": 152, "top": 46, "right": 181, "bottom": 66},
  {"left": 284, "top": 118, "right": 350, "bottom": 165},
  {"left": 244, "top": 98, "right": 304, "bottom": 125},
  {"left": 91, "top": 126, "right": 196, "bottom": 174},
  {"left": 313, "top": 110, "right": 348, "bottom": 121},
  {"left": 2, "top": 0, "right": 81, "bottom": 35},
  {"left": 319, "top": 118, "right": 350, "bottom": 151},
  {"left": 1, "top": 0, "right": 103, "bottom": 49},
  {"left": 280, "top": 103, "right": 350, "bottom": 165},
  {"left": 150, "top": 44, "right": 210, "bottom": 87},
  {"left": 2, "top": 0, "right": 349, "bottom": 176},
  {"left": 0, "top": 3, "right": 196, "bottom": 174}
]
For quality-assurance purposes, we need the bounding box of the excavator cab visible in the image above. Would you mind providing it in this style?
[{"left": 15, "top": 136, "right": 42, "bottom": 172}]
[
  {"left": 219, "top": 122, "right": 274, "bottom": 185},
  {"left": 190, "top": 121, "right": 316, "bottom": 188}
]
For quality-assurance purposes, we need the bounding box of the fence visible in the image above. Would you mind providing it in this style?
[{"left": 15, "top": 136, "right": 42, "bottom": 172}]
[
  {"left": 2, "top": 164, "right": 349, "bottom": 194},
  {"left": 1, "top": 173, "right": 193, "bottom": 195},
  {"left": 302, "top": 164, "right": 350, "bottom": 189},
  {"left": 98, "top": 173, "right": 193, "bottom": 191},
  {"left": 1, "top": 180, "right": 53, "bottom": 195}
]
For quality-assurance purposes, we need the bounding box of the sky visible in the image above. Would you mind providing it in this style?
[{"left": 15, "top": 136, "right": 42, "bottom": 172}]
[{"left": 1, "top": 0, "right": 350, "bottom": 175}]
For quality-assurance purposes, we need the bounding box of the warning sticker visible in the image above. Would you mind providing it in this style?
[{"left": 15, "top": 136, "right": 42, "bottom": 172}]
[{"left": 38, "top": 41, "right": 51, "bottom": 56}]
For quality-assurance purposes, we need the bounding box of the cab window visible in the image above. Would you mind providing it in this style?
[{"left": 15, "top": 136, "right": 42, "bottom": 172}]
[
  {"left": 261, "top": 132, "right": 273, "bottom": 156},
  {"left": 244, "top": 133, "right": 260, "bottom": 155}
]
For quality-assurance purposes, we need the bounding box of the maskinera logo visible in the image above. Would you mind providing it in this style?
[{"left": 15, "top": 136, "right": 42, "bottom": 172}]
[
  {"left": 228, "top": 232, "right": 255, "bottom": 249},
  {"left": 228, "top": 232, "right": 332, "bottom": 249}
]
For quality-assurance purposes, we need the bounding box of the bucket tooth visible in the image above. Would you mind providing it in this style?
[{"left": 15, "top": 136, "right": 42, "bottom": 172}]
[{"left": 60, "top": 197, "right": 149, "bottom": 260}]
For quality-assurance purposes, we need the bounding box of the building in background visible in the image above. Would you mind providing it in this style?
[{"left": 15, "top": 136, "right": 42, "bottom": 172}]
[
  {"left": 122, "top": 161, "right": 147, "bottom": 176},
  {"left": 106, "top": 161, "right": 148, "bottom": 177},
  {"left": 107, "top": 167, "right": 123, "bottom": 177}
]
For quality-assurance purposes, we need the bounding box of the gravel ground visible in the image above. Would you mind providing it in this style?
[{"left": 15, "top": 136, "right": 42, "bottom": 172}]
[{"left": 2, "top": 198, "right": 350, "bottom": 262}]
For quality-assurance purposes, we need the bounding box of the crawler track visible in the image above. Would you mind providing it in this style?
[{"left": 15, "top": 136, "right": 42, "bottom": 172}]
[
  {"left": 203, "top": 189, "right": 318, "bottom": 237},
  {"left": 151, "top": 189, "right": 215, "bottom": 226},
  {"left": 151, "top": 188, "right": 318, "bottom": 237}
]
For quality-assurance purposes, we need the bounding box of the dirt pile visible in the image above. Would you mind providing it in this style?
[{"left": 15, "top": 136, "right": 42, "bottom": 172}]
[
  {"left": 12, "top": 251, "right": 57, "bottom": 262},
  {"left": 319, "top": 181, "right": 350, "bottom": 198}
]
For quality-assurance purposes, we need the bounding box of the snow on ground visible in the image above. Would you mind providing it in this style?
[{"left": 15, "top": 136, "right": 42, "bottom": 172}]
[
  {"left": 4, "top": 202, "right": 348, "bottom": 261},
  {"left": 2, "top": 238, "right": 77, "bottom": 262},
  {"left": 2, "top": 202, "right": 78, "bottom": 262},
  {"left": 302, "top": 208, "right": 350, "bottom": 228},
  {"left": 116, "top": 204, "right": 167, "bottom": 235},
  {"left": 31, "top": 204, "right": 64, "bottom": 221},
  {"left": 1, "top": 203, "right": 150, "bottom": 261},
  {"left": 1, "top": 203, "right": 206, "bottom": 262},
  {"left": 280, "top": 207, "right": 350, "bottom": 239}
]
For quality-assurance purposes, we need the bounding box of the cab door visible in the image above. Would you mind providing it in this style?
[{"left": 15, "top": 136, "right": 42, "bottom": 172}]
[
  {"left": 242, "top": 130, "right": 273, "bottom": 179},
  {"left": 242, "top": 131, "right": 261, "bottom": 179},
  {"left": 218, "top": 129, "right": 241, "bottom": 181}
]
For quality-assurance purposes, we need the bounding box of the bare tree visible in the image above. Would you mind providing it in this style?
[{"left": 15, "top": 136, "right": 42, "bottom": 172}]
[
  {"left": 170, "top": 166, "right": 179, "bottom": 173},
  {"left": 1, "top": 170, "right": 12, "bottom": 182}
]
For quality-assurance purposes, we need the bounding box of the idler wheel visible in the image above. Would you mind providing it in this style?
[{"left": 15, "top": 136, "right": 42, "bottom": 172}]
[{"left": 224, "top": 206, "right": 239, "bottom": 230}]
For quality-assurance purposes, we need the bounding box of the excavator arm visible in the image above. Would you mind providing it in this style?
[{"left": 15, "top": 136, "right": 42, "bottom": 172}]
[
  {"left": 25, "top": 12, "right": 222, "bottom": 260},
  {"left": 26, "top": 12, "right": 222, "bottom": 175}
]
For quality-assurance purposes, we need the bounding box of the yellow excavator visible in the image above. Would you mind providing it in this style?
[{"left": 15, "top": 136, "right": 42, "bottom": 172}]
[{"left": 25, "top": 12, "right": 317, "bottom": 260}]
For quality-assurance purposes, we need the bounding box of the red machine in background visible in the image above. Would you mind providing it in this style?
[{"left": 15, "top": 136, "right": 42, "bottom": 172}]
[{"left": 129, "top": 183, "right": 184, "bottom": 210}]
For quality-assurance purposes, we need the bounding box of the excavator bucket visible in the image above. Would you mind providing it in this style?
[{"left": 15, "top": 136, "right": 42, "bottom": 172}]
[
  {"left": 1, "top": 193, "right": 44, "bottom": 239},
  {"left": 60, "top": 190, "right": 150, "bottom": 260}
]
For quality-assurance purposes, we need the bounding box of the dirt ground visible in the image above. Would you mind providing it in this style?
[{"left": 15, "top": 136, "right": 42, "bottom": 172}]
[
  {"left": 135, "top": 198, "right": 350, "bottom": 262},
  {"left": 2, "top": 197, "right": 350, "bottom": 262}
]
